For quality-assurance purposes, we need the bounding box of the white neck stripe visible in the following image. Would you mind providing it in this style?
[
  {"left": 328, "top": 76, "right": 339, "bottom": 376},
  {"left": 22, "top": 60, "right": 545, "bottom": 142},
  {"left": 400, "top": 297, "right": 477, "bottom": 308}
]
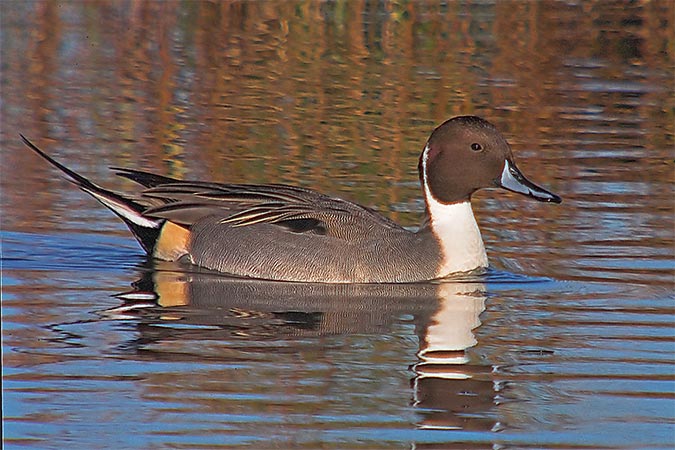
[
  {"left": 421, "top": 144, "right": 488, "bottom": 277},
  {"left": 421, "top": 143, "right": 433, "bottom": 203}
]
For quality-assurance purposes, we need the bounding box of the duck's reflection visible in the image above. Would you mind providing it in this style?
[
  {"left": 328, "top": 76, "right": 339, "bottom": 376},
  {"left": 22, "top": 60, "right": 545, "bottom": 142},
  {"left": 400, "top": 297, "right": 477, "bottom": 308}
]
[
  {"left": 108, "top": 262, "right": 497, "bottom": 432},
  {"left": 412, "top": 283, "right": 497, "bottom": 432}
]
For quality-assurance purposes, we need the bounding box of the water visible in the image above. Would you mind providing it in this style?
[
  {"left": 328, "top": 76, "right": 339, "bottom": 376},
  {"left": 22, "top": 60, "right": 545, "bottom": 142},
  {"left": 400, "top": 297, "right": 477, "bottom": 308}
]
[{"left": 2, "top": 1, "right": 674, "bottom": 449}]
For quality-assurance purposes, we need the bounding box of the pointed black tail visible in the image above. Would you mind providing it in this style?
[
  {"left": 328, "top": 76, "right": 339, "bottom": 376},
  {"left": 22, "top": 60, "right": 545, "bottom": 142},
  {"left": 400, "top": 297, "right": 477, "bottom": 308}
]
[{"left": 19, "top": 135, "right": 162, "bottom": 254}]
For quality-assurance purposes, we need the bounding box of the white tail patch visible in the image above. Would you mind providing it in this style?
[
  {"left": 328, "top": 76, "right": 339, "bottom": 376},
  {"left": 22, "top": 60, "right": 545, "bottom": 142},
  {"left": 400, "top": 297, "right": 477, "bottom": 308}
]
[
  {"left": 421, "top": 144, "right": 488, "bottom": 277},
  {"left": 84, "top": 188, "right": 160, "bottom": 229}
]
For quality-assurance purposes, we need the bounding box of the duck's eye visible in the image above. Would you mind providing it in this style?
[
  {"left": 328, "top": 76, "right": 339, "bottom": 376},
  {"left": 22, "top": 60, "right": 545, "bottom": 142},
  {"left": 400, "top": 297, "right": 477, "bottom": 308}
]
[{"left": 471, "top": 143, "right": 483, "bottom": 152}]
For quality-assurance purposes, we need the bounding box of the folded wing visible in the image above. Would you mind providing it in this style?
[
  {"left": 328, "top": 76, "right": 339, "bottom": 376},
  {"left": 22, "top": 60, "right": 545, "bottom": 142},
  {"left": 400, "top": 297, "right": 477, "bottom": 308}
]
[{"left": 116, "top": 172, "right": 403, "bottom": 239}]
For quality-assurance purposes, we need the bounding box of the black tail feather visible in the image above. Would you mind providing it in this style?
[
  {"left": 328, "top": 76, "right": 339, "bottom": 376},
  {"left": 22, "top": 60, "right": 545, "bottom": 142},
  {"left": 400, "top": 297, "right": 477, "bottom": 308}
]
[
  {"left": 20, "top": 135, "right": 163, "bottom": 254},
  {"left": 113, "top": 167, "right": 182, "bottom": 188},
  {"left": 126, "top": 222, "right": 161, "bottom": 254},
  {"left": 20, "top": 134, "right": 100, "bottom": 192}
]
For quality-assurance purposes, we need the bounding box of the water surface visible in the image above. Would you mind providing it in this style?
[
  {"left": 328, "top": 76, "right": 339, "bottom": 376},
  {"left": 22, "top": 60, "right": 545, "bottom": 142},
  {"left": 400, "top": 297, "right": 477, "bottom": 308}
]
[{"left": 2, "top": 1, "right": 674, "bottom": 449}]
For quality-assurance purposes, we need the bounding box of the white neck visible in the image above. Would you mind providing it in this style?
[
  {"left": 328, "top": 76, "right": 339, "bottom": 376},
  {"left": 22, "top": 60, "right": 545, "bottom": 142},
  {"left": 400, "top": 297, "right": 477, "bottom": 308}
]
[{"left": 421, "top": 145, "right": 488, "bottom": 277}]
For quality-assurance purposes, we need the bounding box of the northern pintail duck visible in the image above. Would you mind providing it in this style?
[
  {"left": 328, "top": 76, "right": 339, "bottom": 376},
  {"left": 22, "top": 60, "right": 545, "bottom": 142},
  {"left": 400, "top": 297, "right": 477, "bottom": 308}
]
[{"left": 21, "top": 116, "right": 561, "bottom": 283}]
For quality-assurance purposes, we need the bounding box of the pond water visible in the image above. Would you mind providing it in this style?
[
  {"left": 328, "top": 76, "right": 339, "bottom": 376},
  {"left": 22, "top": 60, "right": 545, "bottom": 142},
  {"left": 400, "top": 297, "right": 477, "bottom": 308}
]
[{"left": 2, "top": 1, "right": 674, "bottom": 449}]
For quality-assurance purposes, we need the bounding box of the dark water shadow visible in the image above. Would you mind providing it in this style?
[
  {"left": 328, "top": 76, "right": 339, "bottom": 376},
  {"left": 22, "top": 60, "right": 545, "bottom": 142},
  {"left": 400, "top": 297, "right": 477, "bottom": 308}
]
[{"left": 99, "top": 260, "right": 502, "bottom": 433}]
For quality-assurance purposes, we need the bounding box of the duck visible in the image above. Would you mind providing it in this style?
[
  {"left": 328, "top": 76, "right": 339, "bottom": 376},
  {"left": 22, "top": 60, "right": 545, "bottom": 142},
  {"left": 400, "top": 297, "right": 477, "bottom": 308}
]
[{"left": 20, "top": 116, "right": 561, "bottom": 283}]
